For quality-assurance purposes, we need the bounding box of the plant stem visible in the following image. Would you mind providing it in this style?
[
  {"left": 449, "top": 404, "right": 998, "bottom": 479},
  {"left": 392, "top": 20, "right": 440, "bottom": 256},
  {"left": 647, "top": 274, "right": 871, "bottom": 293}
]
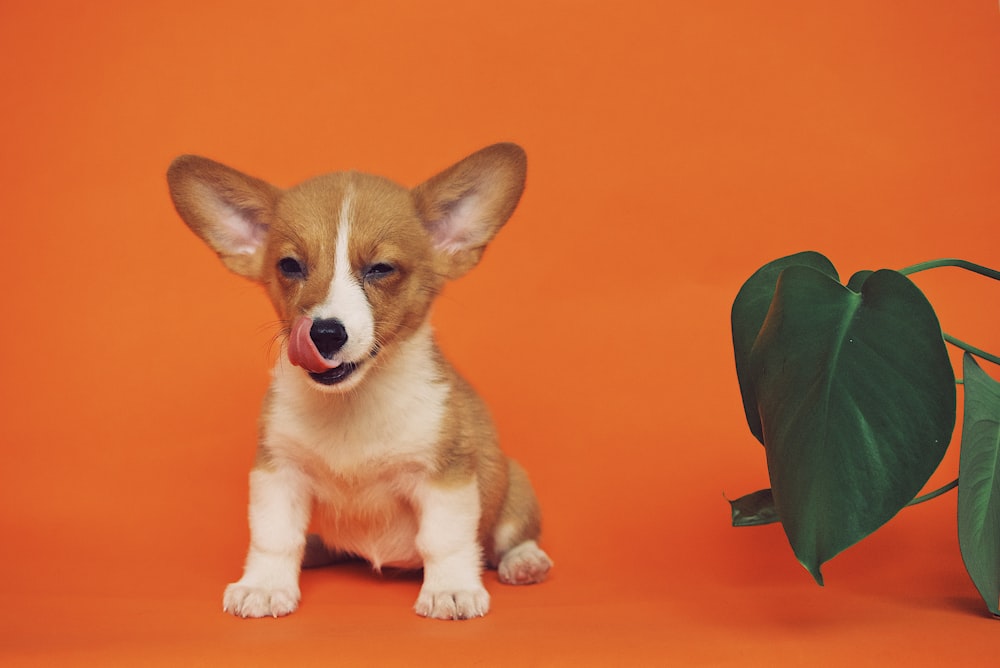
[
  {"left": 907, "top": 478, "right": 959, "bottom": 506},
  {"left": 945, "top": 334, "right": 1000, "bottom": 367},
  {"left": 899, "top": 258, "right": 1000, "bottom": 281}
]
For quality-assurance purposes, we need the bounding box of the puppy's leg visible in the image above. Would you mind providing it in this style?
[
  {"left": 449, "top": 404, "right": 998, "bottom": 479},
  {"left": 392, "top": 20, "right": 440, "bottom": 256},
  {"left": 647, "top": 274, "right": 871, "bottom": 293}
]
[
  {"left": 494, "top": 461, "right": 553, "bottom": 585},
  {"left": 413, "top": 477, "right": 490, "bottom": 620},
  {"left": 223, "top": 464, "right": 310, "bottom": 618}
]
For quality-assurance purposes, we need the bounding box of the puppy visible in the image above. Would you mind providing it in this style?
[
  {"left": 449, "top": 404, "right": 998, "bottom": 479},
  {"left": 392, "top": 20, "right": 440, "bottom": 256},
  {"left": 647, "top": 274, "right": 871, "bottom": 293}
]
[{"left": 167, "top": 143, "right": 552, "bottom": 620}]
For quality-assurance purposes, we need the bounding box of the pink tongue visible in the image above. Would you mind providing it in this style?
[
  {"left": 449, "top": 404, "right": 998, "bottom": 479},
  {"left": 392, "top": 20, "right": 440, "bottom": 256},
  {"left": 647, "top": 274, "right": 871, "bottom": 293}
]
[{"left": 288, "top": 316, "right": 343, "bottom": 373}]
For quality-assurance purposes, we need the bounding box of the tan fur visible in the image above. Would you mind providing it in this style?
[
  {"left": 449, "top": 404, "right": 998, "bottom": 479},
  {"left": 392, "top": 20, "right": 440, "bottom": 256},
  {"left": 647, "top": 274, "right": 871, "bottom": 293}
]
[{"left": 167, "top": 143, "right": 551, "bottom": 620}]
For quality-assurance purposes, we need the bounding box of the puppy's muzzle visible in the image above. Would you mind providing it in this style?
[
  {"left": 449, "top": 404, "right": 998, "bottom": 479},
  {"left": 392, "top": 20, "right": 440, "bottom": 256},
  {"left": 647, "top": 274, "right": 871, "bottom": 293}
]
[
  {"left": 310, "top": 318, "right": 348, "bottom": 358},
  {"left": 288, "top": 315, "right": 358, "bottom": 386}
]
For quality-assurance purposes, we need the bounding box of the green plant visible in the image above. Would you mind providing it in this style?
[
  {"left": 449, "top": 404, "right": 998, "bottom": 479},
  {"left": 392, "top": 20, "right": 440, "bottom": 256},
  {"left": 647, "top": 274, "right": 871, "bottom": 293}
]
[{"left": 728, "top": 252, "right": 1000, "bottom": 617}]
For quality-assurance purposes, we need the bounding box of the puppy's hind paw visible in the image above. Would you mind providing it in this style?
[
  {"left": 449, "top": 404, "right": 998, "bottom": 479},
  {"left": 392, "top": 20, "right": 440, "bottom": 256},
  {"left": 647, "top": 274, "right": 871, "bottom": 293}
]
[
  {"left": 223, "top": 582, "right": 300, "bottom": 618},
  {"left": 414, "top": 586, "right": 490, "bottom": 620},
  {"left": 498, "top": 540, "right": 553, "bottom": 585}
]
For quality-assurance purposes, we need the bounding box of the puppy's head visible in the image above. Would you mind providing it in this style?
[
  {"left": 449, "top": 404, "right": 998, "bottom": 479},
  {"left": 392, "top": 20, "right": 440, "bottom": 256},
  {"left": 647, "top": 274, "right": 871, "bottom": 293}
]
[{"left": 167, "top": 144, "right": 526, "bottom": 392}]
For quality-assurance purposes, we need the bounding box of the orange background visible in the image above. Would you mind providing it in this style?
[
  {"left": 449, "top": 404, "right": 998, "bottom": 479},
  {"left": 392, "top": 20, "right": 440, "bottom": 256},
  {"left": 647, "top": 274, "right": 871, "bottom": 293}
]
[{"left": 2, "top": 1, "right": 999, "bottom": 665}]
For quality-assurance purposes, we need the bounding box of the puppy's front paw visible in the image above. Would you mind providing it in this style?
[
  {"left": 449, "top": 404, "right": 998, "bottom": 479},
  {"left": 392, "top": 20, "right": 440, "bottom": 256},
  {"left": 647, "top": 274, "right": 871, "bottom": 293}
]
[
  {"left": 498, "top": 540, "right": 553, "bottom": 585},
  {"left": 223, "top": 582, "right": 300, "bottom": 618},
  {"left": 414, "top": 585, "right": 490, "bottom": 620}
]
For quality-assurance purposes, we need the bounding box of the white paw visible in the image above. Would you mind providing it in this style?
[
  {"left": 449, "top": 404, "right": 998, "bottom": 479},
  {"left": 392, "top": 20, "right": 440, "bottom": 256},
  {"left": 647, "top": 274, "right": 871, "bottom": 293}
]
[
  {"left": 498, "top": 540, "right": 553, "bottom": 585},
  {"left": 414, "top": 586, "right": 490, "bottom": 620},
  {"left": 223, "top": 582, "right": 300, "bottom": 618}
]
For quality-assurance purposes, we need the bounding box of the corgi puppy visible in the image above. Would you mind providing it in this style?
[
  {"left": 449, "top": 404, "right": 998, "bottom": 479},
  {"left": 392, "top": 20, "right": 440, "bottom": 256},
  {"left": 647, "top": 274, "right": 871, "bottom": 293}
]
[{"left": 167, "top": 143, "right": 552, "bottom": 620}]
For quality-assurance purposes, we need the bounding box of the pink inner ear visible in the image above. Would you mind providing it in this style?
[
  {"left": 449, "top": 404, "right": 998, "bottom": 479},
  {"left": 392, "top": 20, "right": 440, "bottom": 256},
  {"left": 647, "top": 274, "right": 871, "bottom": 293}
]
[
  {"left": 212, "top": 198, "right": 268, "bottom": 256},
  {"left": 190, "top": 178, "right": 268, "bottom": 256},
  {"left": 430, "top": 192, "right": 483, "bottom": 253}
]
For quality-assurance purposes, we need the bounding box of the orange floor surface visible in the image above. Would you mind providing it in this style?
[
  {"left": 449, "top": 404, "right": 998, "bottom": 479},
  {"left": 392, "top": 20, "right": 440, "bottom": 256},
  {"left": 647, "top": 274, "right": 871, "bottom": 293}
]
[{"left": 2, "top": 1, "right": 999, "bottom": 666}]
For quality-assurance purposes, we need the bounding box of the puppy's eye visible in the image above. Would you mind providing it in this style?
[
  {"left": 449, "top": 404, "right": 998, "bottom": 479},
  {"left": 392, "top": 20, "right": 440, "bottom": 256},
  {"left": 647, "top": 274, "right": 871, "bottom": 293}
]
[
  {"left": 364, "top": 263, "right": 396, "bottom": 281},
  {"left": 278, "top": 257, "right": 307, "bottom": 279}
]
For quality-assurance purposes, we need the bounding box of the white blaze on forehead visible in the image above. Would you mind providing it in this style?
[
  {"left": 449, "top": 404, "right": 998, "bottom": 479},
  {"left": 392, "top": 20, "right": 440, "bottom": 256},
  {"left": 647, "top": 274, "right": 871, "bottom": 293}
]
[{"left": 312, "top": 185, "right": 375, "bottom": 362}]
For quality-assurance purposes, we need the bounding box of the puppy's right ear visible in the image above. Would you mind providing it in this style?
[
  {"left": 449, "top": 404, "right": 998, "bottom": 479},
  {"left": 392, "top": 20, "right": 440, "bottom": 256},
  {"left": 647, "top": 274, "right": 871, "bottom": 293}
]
[{"left": 167, "top": 155, "right": 281, "bottom": 280}]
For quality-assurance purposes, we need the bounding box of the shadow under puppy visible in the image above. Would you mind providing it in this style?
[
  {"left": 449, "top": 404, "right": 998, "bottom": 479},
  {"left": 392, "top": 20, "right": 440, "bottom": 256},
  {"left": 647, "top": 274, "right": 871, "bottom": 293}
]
[{"left": 167, "top": 143, "right": 552, "bottom": 620}]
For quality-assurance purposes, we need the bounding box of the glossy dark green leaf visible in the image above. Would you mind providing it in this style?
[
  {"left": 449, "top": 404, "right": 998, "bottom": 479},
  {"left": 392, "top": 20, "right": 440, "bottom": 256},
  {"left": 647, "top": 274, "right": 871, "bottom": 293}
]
[
  {"left": 730, "top": 488, "right": 779, "bottom": 527},
  {"left": 846, "top": 269, "right": 873, "bottom": 292},
  {"left": 957, "top": 353, "right": 1000, "bottom": 616},
  {"left": 751, "top": 267, "right": 956, "bottom": 584},
  {"left": 732, "top": 252, "right": 839, "bottom": 444}
]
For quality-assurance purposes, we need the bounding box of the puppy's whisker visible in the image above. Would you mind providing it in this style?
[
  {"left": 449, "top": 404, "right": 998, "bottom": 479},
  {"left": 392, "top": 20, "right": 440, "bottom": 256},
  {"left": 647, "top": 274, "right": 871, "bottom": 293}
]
[{"left": 258, "top": 319, "right": 291, "bottom": 360}]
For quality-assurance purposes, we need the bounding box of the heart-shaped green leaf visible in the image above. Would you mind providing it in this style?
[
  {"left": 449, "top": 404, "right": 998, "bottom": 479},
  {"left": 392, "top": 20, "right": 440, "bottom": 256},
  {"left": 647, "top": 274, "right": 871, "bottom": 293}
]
[
  {"left": 957, "top": 353, "right": 1000, "bottom": 616},
  {"left": 732, "top": 252, "right": 839, "bottom": 444},
  {"left": 750, "top": 267, "right": 956, "bottom": 584}
]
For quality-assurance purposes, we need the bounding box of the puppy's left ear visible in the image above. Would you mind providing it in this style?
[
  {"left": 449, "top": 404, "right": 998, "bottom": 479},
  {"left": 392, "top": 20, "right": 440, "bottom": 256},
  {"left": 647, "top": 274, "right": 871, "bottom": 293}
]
[{"left": 412, "top": 143, "right": 526, "bottom": 279}]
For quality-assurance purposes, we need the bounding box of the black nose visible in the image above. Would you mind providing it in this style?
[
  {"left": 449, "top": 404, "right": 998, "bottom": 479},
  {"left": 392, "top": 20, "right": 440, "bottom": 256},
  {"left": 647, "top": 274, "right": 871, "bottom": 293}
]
[{"left": 310, "top": 318, "right": 348, "bottom": 358}]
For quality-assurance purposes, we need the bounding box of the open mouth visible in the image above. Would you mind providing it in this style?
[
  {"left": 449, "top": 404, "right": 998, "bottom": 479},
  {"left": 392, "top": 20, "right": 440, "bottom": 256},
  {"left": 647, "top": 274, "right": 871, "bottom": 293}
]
[{"left": 308, "top": 361, "right": 359, "bottom": 386}]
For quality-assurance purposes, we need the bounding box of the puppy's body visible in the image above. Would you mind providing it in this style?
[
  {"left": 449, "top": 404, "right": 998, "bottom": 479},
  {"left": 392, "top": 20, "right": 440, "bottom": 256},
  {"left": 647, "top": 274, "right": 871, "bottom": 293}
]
[{"left": 168, "top": 145, "right": 551, "bottom": 620}]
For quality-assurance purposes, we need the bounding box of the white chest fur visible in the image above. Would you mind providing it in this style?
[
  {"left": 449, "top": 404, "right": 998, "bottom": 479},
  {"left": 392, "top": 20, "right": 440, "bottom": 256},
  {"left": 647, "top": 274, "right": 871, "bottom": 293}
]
[{"left": 262, "top": 324, "right": 450, "bottom": 567}]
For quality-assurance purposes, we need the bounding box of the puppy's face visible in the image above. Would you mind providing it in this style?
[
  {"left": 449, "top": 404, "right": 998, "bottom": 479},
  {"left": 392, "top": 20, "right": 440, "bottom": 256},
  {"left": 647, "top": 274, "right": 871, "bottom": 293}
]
[
  {"left": 260, "top": 175, "right": 440, "bottom": 391},
  {"left": 167, "top": 143, "right": 526, "bottom": 393}
]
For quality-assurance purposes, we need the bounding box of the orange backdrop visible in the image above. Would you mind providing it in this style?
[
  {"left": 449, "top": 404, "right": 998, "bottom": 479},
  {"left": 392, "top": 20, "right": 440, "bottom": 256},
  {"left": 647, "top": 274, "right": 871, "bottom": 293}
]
[{"left": 2, "top": 1, "right": 999, "bottom": 665}]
